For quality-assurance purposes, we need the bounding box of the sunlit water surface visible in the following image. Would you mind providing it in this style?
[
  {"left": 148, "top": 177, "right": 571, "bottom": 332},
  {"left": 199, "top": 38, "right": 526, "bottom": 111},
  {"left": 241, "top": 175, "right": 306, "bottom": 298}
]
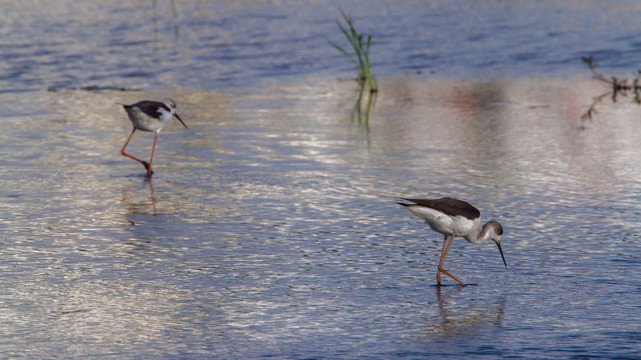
[
  {"left": 2, "top": 0, "right": 641, "bottom": 359},
  {"left": 2, "top": 77, "right": 641, "bottom": 358}
]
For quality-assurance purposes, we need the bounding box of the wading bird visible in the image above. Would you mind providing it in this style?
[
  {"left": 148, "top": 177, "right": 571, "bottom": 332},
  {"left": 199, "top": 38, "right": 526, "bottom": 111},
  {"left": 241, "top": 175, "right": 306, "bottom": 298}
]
[
  {"left": 119, "top": 98, "right": 188, "bottom": 177},
  {"left": 398, "top": 197, "right": 506, "bottom": 286}
]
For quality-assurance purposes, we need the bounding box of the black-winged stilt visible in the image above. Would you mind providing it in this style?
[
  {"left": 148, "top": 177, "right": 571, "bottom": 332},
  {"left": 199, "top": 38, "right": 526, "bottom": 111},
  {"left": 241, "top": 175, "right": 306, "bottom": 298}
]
[
  {"left": 398, "top": 197, "right": 506, "bottom": 286},
  {"left": 119, "top": 98, "right": 188, "bottom": 177}
]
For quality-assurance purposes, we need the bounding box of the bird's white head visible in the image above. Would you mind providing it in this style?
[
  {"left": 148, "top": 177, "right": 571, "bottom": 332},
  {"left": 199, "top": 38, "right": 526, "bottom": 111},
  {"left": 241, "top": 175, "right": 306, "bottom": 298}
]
[
  {"left": 485, "top": 220, "right": 507, "bottom": 269},
  {"left": 161, "top": 98, "right": 188, "bottom": 129},
  {"left": 162, "top": 98, "right": 177, "bottom": 111}
]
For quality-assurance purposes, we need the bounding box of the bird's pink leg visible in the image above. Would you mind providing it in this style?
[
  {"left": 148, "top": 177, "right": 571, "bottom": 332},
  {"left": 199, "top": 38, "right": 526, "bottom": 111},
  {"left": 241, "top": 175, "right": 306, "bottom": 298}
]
[
  {"left": 121, "top": 129, "right": 146, "bottom": 165},
  {"left": 437, "top": 235, "right": 447, "bottom": 285},
  {"left": 146, "top": 132, "right": 159, "bottom": 178},
  {"left": 437, "top": 232, "right": 466, "bottom": 286},
  {"left": 121, "top": 128, "right": 153, "bottom": 175}
]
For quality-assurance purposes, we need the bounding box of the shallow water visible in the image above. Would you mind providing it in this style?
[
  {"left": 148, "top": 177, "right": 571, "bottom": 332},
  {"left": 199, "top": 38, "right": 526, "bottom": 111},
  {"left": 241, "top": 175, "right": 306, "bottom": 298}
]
[
  {"left": 2, "top": 76, "right": 641, "bottom": 358},
  {"left": 3, "top": 1, "right": 641, "bottom": 359},
  {"left": 2, "top": 0, "right": 641, "bottom": 93}
]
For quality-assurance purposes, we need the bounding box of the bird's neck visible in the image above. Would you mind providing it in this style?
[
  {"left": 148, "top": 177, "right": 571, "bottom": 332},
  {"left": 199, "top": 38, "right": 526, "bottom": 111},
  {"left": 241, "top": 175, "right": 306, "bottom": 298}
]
[
  {"left": 465, "top": 221, "right": 493, "bottom": 244},
  {"left": 157, "top": 108, "right": 174, "bottom": 122}
]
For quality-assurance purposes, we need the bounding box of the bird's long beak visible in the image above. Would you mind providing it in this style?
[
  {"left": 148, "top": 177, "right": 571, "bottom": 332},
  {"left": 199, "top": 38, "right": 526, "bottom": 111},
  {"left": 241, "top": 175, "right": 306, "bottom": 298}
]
[
  {"left": 496, "top": 240, "right": 507, "bottom": 269},
  {"left": 174, "top": 113, "right": 188, "bottom": 129}
]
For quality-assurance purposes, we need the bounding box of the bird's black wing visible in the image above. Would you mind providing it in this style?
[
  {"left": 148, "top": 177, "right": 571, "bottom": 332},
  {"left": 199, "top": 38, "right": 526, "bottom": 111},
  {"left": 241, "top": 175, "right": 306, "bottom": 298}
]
[
  {"left": 124, "top": 100, "right": 170, "bottom": 118},
  {"left": 401, "top": 197, "right": 480, "bottom": 220}
]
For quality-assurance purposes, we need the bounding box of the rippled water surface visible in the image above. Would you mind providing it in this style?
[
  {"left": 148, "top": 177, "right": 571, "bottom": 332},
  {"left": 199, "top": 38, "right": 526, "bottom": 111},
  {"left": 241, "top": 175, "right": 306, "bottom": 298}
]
[
  {"left": 2, "top": 0, "right": 641, "bottom": 92},
  {"left": 2, "top": 1, "right": 641, "bottom": 359}
]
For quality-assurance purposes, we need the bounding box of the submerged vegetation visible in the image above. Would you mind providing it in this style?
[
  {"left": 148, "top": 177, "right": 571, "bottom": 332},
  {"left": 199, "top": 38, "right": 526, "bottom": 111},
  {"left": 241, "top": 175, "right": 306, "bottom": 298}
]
[
  {"left": 581, "top": 56, "right": 641, "bottom": 120},
  {"left": 328, "top": 8, "right": 378, "bottom": 94}
]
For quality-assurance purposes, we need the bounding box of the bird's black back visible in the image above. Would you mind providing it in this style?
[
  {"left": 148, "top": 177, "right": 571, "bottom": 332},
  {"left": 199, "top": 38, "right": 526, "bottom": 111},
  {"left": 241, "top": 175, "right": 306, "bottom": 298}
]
[
  {"left": 400, "top": 197, "right": 480, "bottom": 220},
  {"left": 124, "top": 100, "right": 170, "bottom": 118}
]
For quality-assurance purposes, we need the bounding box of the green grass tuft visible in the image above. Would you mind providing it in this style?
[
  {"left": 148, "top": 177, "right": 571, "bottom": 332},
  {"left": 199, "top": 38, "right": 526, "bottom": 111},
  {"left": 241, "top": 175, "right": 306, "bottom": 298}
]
[{"left": 328, "top": 8, "right": 378, "bottom": 93}]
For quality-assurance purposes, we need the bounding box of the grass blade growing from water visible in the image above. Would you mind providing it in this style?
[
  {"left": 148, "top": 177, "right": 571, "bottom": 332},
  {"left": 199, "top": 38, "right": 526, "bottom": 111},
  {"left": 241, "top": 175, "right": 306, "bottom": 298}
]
[{"left": 328, "top": 8, "right": 378, "bottom": 93}]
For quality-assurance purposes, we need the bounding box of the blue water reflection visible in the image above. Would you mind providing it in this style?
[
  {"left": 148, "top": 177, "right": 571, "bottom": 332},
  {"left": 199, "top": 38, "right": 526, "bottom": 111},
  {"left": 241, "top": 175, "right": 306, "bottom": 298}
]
[
  {"left": 1, "top": 1, "right": 641, "bottom": 93},
  {"left": 2, "top": 1, "right": 641, "bottom": 359},
  {"left": 3, "top": 76, "right": 641, "bottom": 358}
]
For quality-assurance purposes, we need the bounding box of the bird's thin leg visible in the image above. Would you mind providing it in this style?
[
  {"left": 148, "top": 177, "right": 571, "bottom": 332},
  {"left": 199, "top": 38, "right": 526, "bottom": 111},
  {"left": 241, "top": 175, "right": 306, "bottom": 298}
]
[
  {"left": 437, "top": 235, "right": 447, "bottom": 285},
  {"left": 437, "top": 232, "right": 466, "bottom": 286},
  {"left": 121, "top": 128, "right": 153, "bottom": 174},
  {"left": 121, "top": 129, "right": 146, "bottom": 164},
  {"left": 146, "top": 132, "right": 159, "bottom": 177}
]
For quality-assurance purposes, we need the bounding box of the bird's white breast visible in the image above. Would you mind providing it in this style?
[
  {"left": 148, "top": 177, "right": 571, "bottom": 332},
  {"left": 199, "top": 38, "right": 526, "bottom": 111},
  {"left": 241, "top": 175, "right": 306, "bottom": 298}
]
[{"left": 126, "top": 107, "right": 172, "bottom": 132}]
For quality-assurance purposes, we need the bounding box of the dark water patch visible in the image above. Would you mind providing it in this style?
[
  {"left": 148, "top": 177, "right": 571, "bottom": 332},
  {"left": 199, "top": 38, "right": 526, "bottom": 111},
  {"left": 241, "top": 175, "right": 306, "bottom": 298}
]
[{"left": 2, "top": 1, "right": 641, "bottom": 93}]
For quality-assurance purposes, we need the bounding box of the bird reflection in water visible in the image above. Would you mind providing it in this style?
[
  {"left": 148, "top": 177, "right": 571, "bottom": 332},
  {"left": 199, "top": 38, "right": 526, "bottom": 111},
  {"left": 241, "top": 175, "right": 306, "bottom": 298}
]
[
  {"left": 426, "top": 286, "right": 506, "bottom": 339},
  {"left": 121, "top": 179, "right": 158, "bottom": 222}
]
